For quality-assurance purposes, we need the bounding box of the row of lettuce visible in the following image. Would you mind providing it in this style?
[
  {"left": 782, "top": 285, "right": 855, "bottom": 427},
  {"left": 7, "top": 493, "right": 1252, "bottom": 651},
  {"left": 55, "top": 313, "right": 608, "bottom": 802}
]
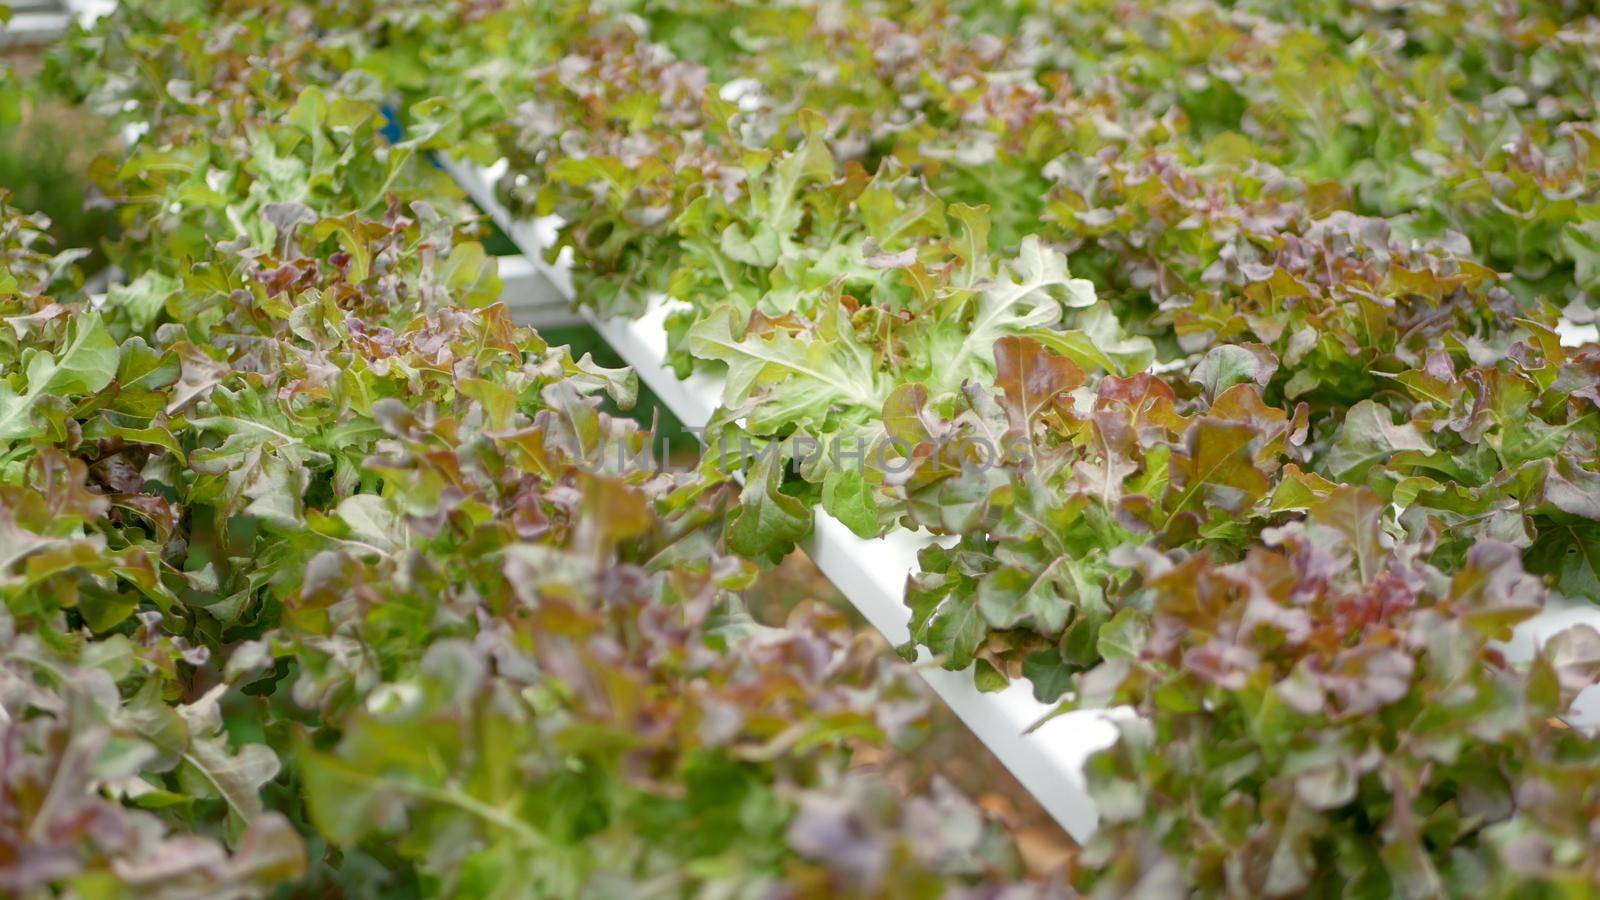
[
  {"left": 0, "top": 5, "right": 1061, "bottom": 898},
  {"left": 12, "top": 0, "right": 1600, "bottom": 895},
  {"left": 326, "top": 0, "right": 1600, "bottom": 894}
]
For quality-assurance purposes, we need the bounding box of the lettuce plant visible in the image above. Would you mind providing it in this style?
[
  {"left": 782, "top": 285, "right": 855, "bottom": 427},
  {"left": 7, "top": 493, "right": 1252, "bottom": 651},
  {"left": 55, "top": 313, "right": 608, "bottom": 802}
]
[{"left": 1070, "top": 488, "right": 1600, "bottom": 897}]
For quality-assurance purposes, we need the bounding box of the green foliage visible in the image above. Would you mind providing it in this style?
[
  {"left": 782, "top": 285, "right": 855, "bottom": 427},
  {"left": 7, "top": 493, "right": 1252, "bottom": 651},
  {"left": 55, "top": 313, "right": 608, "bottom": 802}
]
[
  {"left": 8, "top": 0, "right": 1600, "bottom": 895},
  {"left": 0, "top": 42, "right": 117, "bottom": 264}
]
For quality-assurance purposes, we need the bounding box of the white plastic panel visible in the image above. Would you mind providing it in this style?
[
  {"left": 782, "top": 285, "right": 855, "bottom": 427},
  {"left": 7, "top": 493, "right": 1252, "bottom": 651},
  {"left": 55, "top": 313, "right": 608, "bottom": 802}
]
[
  {"left": 1, "top": 10, "right": 72, "bottom": 44},
  {"left": 1507, "top": 593, "right": 1600, "bottom": 728},
  {"left": 497, "top": 254, "right": 585, "bottom": 329}
]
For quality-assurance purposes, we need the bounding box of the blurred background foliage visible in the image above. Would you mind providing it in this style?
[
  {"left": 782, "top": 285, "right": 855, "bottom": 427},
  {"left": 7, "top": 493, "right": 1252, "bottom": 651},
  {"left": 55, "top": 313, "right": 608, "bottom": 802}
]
[{"left": 0, "top": 44, "right": 118, "bottom": 269}]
